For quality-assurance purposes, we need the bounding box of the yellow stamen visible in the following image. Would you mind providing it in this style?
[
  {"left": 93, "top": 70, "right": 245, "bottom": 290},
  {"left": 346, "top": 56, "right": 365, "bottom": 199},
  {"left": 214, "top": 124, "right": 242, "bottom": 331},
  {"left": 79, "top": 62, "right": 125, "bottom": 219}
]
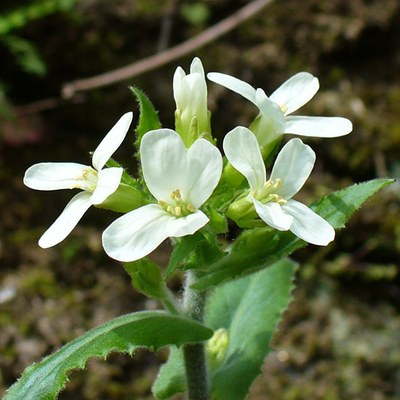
[
  {"left": 256, "top": 178, "right": 286, "bottom": 205},
  {"left": 159, "top": 188, "right": 196, "bottom": 217},
  {"left": 171, "top": 189, "right": 182, "bottom": 200},
  {"left": 280, "top": 103, "right": 288, "bottom": 114},
  {"left": 70, "top": 167, "right": 98, "bottom": 192}
]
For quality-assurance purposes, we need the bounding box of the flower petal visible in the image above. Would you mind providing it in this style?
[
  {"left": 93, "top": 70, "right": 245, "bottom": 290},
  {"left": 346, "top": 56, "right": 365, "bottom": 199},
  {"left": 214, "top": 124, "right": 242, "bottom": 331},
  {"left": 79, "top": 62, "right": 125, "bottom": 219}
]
[
  {"left": 223, "top": 126, "right": 266, "bottom": 192},
  {"left": 253, "top": 199, "right": 293, "bottom": 231},
  {"left": 92, "top": 112, "right": 133, "bottom": 171},
  {"left": 165, "top": 209, "right": 209, "bottom": 237},
  {"left": 270, "top": 138, "right": 315, "bottom": 199},
  {"left": 183, "top": 58, "right": 207, "bottom": 95},
  {"left": 254, "top": 88, "right": 286, "bottom": 139},
  {"left": 102, "top": 205, "right": 171, "bottom": 262},
  {"left": 207, "top": 72, "right": 257, "bottom": 105},
  {"left": 190, "top": 57, "right": 205, "bottom": 75},
  {"left": 269, "top": 72, "right": 319, "bottom": 115},
  {"left": 23, "top": 162, "right": 88, "bottom": 191},
  {"left": 38, "top": 191, "right": 93, "bottom": 248},
  {"left": 284, "top": 116, "right": 353, "bottom": 137},
  {"left": 173, "top": 66, "right": 186, "bottom": 104},
  {"left": 184, "top": 138, "right": 222, "bottom": 208},
  {"left": 102, "top": 204, "right": 208, "bottom": 262},
  {"left": 90, "top": 167, "right": 123, "bottom": 205},
  {"left": 282, "top": 199, "right": 335, "bottom": 245},
  {"left": 141, "top": 129, "right": 188, "bottom": 202}
]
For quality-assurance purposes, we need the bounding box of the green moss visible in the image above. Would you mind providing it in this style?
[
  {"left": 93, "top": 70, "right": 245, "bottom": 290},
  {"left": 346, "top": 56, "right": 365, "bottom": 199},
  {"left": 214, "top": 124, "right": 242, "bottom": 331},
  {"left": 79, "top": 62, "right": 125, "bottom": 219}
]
[{"left": 19, "top": 267, "right": 58, "bottom": 298}]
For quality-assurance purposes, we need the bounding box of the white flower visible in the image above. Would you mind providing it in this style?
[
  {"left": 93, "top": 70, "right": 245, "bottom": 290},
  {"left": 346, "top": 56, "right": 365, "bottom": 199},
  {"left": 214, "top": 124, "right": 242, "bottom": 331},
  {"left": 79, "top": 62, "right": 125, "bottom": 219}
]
[
  {"left": 23, "top": 112, "right": 133, "bottom": 248},
  {"left": 207, "top": 71, "right": 352, "bottom": 142},
  {"left": 223, "top": 126, "right": 335, "bottom": 246},
  {"left": 173, "top": 57, "right": 211, "bottom": 145},
  {"left": 102, "top": 129, "right": 222, "bottom": 262}
]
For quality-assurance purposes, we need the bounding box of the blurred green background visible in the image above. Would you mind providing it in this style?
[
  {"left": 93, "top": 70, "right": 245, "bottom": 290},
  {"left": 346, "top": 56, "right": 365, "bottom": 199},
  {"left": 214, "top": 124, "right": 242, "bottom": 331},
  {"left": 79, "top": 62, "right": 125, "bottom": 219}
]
[{"left": 0, "top": 0, "right": 399, "bottom": 399}]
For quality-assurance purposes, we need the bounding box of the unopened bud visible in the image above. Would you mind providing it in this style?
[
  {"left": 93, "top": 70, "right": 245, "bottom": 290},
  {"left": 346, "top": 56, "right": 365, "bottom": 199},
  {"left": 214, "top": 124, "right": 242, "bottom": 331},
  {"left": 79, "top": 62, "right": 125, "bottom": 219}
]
[
  {"left": 173, "top": 57, "right": 212, "bottom": 146},
  {"left": 207, "top": 328, "right": 229, "bottom": 369},
  {"left": 227, "top": 195, "right": 255, "bottom": 223}
]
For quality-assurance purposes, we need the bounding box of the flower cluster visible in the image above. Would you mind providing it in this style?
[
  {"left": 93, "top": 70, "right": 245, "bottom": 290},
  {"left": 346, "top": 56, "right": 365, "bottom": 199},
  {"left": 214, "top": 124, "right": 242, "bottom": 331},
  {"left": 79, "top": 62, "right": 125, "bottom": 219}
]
[{"left": 24, "top": 57, "right": 352, "bottom": 261}]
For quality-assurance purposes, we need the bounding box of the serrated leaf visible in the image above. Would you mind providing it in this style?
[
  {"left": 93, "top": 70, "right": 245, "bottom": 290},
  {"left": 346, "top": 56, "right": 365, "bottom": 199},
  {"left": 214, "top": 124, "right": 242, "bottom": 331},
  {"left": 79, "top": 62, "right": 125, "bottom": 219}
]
[
  {"left": 5, "top": 311, "right": 213, "bottom": 400},
  {"left": 193, "top": 178, "right": 393, "bottom": 290},
  {"left": 312, "top": 178, "right": 394, "bottom": 228},
  {"left": 205, "top": 259, "right": 297, "bottom": 400},
  {"left": 130, "top": 86, "right": 161, "bottom": 147},
  {"left": 152, "top": 347, "right": 186, "bottom": 399}
]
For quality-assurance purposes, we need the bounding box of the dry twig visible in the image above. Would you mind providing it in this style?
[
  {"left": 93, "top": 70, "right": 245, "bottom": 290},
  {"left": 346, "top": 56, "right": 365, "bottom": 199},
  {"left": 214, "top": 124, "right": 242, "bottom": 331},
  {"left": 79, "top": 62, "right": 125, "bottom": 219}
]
[
  {"left": 16, "top": 0, "right": 275, "bottom": 114},
  {"left": 61, "top": 0, "right": 274, "bottom": 98}
]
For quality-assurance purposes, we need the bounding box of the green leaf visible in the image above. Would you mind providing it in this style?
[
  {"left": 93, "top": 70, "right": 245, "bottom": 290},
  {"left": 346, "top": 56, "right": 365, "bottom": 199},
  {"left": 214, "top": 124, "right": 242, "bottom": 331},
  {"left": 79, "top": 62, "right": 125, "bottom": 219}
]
[
  {"left": 2, "top": 35, "right": 46, "bottom": 77},
  {"left": 193, "top": 178, "right": 393, "bottom": 290},
  {"left": 0, "top": 0, "right": 80, "bottom": 36},
  {"left": 205, "top": 259, "right": 297, "bottom": 400},
  {"left": 124, "top": 259, "right": 169, "bottom": 300},
  {"left": 166, "top": 232, "right": 224, "bottom": 278},
  {"left": 166, "top": 234, "right": 201, "bottom": 278},
  {"left": 5, "top": 311, "right": 213, "bottom": 400},
  {"left": 130, "top": 86, "right": 161, "bottom": 148},
  {"left": 312, "top": 178, "right": 394, "bottom": 228},
  {"left": 152, "top": 347, "right": 186, "bottom": 399}
]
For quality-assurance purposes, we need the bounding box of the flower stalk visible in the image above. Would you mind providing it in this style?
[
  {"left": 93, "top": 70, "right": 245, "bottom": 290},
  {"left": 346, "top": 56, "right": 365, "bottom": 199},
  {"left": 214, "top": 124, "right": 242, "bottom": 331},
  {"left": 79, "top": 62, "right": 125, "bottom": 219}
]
[{"left": 183, "top": 270, "right": 209, "bottom": 400}]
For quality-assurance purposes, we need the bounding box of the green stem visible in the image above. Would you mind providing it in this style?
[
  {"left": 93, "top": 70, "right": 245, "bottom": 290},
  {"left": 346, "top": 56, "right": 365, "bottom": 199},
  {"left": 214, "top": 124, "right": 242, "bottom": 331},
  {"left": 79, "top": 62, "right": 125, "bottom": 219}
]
[{"left": 182, "top": 270, "right": 209, "bottom": 400}]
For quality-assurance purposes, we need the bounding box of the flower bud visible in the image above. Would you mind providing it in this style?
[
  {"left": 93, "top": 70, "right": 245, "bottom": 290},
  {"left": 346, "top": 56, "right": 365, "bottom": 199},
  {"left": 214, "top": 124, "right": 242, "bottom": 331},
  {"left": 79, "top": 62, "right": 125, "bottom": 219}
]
[
  {"left": 221, "top": 162, "right": 245, "bottom": 188},
  {"left": 173, "top": 57, "right": 212, "bottom": 147},
  {"left": 227, "top": 194, "right": 255, "bottom": 223},
  {"left": 207, "top": 328, "right": 229, "bottom": 369},
  {"left": 226, "top": 194, "right": 266, "bottom": 228}
]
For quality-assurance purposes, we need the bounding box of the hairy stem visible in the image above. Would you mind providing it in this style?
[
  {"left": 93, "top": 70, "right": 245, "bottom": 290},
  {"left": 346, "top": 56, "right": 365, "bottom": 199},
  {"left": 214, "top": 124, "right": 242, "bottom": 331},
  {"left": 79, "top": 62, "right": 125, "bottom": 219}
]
[
  {"left": 182, "top": 270, "right": 209, "bottom": 400},
  {"left": 162, "top": 289, "right": 182, "bottom": 315}
]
